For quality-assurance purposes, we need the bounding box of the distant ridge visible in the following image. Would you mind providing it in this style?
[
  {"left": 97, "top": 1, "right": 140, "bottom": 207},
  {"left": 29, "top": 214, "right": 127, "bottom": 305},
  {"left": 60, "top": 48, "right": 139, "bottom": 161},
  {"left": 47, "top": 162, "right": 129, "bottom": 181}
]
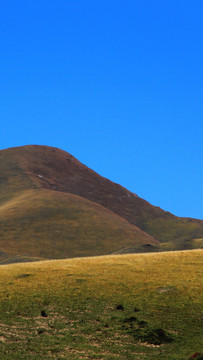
[{"left": 0, "top": 145, "right": 202, "bottom": 263}]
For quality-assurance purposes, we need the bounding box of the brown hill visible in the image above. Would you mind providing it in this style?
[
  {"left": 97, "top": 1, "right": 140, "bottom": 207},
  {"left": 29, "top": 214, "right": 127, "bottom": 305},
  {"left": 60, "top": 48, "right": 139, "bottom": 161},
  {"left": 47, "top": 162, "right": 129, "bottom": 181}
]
[
  {"left": 0, "top": 145, "right": 159, "bottom": 262},
  {"left": 0, "top": 145, "right": 202, "bottom": 262},
  {"left": 0, "top": 189, "right": 158, "bottom": 260}
]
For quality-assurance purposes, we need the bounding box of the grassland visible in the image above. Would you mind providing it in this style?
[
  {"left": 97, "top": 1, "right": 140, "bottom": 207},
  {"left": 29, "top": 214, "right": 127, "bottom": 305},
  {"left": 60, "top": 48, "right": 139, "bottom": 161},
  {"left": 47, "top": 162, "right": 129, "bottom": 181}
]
[{"left": 0, "top": 250, "right": 202, "bottom": 359}]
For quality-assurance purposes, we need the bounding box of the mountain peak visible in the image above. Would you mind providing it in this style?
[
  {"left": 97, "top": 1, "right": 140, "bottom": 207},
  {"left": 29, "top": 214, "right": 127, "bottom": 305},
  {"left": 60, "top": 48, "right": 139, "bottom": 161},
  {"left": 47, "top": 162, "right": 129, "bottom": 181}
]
[{"left": 0, "top": 145, "right": 202, "bottom": 263}]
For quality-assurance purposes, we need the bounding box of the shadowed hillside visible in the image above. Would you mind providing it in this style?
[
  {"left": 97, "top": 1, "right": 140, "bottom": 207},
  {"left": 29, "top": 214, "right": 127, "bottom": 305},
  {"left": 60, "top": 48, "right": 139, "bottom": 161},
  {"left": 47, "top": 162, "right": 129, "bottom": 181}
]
[{"left": 0, "top": 145, "right": 202, "bottom": 261}]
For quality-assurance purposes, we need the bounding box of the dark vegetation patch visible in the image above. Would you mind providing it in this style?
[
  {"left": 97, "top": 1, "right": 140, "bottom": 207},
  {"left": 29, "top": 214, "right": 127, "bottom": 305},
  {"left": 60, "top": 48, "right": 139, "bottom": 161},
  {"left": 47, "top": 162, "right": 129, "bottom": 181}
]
[
  {"left": 123, "top": 316, "right": 137, "bottom": 323},
  {"left": 16, "top": 273, "right": 32, "bottom": 279},
  {"left": 41, "top": 310, "right": 48, "bottom": 317},
  {"left": 116, "top": 304, "right": 124, "bottom": 311},
  {"left": 189, "top": 354, "right": 203, "bottom": 360},
  {"left": 138, "top": 320, "right": 148, "bottom": 327},
  {"left": 121, "top": 314, "right": 175, "bottom": 345},
  {"left": 138, "top": 327, "right": 174, "bottom": 345},
  {"left": 75, "top": 278, "right": 86, "bottom": 283}
]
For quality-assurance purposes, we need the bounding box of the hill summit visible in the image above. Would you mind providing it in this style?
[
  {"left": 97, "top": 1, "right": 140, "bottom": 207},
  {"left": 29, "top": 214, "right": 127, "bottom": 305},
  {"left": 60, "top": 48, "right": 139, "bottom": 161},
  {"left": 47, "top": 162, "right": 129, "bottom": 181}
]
[{"left": 0, "top": 145, "right": 202, "bottom": 263}]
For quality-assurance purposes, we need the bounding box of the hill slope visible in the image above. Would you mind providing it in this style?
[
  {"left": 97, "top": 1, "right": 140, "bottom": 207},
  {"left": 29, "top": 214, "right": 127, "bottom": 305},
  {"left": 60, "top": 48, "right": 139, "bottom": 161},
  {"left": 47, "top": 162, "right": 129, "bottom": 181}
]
[
  {"left": 0, "top": 189, "right": 157, "bottom": 260},
  {"left": 0, "top": 145, "right": 202, "bottom": 261},
  {"left": 0, "top": 250, "right": 202, "bottom": 359}
]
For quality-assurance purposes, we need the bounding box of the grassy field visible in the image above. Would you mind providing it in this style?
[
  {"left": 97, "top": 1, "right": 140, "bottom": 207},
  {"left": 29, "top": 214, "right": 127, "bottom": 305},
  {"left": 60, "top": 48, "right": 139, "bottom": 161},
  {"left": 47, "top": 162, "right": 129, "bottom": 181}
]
[{"left": 0, "top": 250, "right": 202, "bottom": 359}]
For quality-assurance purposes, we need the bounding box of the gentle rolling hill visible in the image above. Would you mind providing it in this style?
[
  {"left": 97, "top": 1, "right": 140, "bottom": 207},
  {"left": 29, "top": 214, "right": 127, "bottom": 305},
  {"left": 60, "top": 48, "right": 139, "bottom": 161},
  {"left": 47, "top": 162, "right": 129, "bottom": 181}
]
[
  {"left": 0, "top": 189, "right": 157, "bottom": 260},
  {"left": 0, "top": 250, "right": 202, "bottom": 359},
  {"left": 0, "top": 145, "right": 202, "bottom": 262}
]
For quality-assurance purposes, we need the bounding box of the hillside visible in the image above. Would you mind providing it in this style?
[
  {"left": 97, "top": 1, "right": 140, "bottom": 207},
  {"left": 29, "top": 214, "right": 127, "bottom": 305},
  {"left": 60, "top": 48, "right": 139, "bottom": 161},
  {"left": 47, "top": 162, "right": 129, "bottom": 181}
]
[
  {"left": 0, "top": 145, "right": 202, "bottom": 261},
  {"left": 0, "top": 250, "right": 202, "bottom": 359},
  {"left": 0, "top": 189, "right": 157, "bottom": 260}
]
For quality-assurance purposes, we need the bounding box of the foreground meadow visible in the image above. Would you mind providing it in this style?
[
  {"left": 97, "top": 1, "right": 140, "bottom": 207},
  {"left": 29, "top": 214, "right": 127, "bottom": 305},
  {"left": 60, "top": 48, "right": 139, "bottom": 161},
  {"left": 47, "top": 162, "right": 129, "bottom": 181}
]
[{"left": 0, "top": 250, "right": 202, "bottom": 359}]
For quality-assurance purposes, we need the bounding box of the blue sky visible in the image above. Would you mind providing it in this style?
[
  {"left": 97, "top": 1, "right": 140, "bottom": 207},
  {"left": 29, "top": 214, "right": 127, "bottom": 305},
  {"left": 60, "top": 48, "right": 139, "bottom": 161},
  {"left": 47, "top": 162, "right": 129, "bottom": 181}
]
[{"left": 0, "top": 1, "right": 202, "bottom": 219}]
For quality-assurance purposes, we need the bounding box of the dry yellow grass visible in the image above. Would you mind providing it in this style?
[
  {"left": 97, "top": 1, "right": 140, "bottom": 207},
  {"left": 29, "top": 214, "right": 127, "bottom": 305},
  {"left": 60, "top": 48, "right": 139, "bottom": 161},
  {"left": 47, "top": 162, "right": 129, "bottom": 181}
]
[{"left": 0, "top": 249, "right": 202, "bottom": 295}]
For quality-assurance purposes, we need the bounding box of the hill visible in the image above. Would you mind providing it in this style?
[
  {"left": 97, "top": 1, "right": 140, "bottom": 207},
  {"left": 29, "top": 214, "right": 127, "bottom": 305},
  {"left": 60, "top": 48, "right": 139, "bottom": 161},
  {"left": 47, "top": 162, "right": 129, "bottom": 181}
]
[
  {"left": 0, "top": 145, "right": 202, "bottom": 261},
  {"left": 0, "top": 189, "right": 157, "bottom": 260},
  {"left": 0, "top": 250, "right": 202, "bottom": 359}
]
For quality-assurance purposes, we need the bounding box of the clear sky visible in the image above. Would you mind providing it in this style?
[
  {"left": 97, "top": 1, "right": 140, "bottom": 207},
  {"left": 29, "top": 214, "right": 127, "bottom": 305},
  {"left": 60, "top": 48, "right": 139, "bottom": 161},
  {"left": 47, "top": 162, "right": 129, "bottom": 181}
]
[{"left": 0, "top": 1, "right": 202, "bottom": 219}]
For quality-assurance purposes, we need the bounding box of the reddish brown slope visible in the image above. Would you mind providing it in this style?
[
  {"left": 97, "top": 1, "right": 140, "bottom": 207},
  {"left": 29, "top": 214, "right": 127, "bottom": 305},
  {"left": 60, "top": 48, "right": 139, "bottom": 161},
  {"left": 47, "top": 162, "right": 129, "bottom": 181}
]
[
  {"left": 0, "top": 145, "right": 159, "bottom": 261},
  {"left": 8, "top": 145, "right": 166, "bottom": 225},
  {"left": 0, "top": 189, "right": 158, "bottom": 260},
  {"left": 1, "top": 145, "right": 203, "bottom": 246}
]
